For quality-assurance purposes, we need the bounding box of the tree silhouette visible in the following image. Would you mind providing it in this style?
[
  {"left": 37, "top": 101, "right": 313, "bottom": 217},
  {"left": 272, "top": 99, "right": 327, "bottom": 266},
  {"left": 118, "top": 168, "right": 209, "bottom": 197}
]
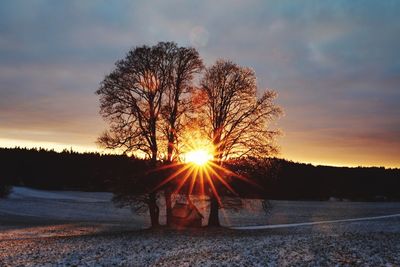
[
  {"left": 96, "top": 42, "right": 202, "bottom": 227},
  {"left": 198, "top": 59, "right": 282, "bottom": 226},
  {"left": 96, "top": 42, "right": 173, "bottom": 227},
  {"left": 160, "top": 45, "right": 203, "bottom": 226},
  {"left": 0, "top": 182, "right": 11, "bottom": 198},
  {"left": 160, "top": 46, "right": 203, "bottom": 161}
]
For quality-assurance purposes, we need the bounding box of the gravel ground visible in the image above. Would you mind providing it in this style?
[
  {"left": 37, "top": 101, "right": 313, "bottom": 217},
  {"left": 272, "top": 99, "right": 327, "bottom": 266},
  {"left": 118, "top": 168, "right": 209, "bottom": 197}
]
[
  {"left": 1, "top": 218, "right": 400, "bottom": 266},
  {"left": 1, "top": 187, "right": 400, "bottom": 266}
]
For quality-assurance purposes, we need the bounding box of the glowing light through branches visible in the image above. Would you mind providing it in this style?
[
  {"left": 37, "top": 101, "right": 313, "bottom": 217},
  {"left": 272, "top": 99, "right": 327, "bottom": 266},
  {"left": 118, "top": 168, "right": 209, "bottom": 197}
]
[{"left": 184, "top": 149, "right": 213, "bottom": 166}]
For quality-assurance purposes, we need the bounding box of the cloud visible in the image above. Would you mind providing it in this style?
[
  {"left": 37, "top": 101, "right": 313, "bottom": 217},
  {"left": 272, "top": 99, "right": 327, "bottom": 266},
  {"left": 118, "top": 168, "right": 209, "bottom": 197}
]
[{"left": 0, "top": 0, "right": 399, "bottom": 166}]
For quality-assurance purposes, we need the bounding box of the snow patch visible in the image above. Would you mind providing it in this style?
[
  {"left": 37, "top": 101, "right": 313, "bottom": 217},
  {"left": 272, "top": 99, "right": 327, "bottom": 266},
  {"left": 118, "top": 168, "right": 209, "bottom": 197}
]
[{"left": 10, "top": 186, "right": 112, "bottom": 202}]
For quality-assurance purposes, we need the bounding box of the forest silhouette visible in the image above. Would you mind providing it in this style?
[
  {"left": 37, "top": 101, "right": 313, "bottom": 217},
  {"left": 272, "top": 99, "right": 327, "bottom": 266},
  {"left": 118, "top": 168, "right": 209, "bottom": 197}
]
[{"left": 1, "top": 147, "right": 399, "bottom": 201}]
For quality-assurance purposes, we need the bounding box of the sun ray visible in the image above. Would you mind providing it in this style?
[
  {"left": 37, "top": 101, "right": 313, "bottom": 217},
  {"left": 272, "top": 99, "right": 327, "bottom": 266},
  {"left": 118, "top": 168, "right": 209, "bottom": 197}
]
[
  {"left": 204, "top": 170, "right": 222, "bottom": 205},
  {"left": 188, "top": 167, "right": 199, "bottom": 196},
  {"left": 173, "top": 166, "right": 195, "bottom": 195},
  {"left": 199, "top": 167, "right": 205, "bottom": 197},
  {"left": 153, "top": 163, "right": 192, "bottom": 190},
  {"left": 208, "top": 161, "right": 260, "bottom": 188},
  {"left": 206, "top": 165, "right": 237, "bottom": 196}
]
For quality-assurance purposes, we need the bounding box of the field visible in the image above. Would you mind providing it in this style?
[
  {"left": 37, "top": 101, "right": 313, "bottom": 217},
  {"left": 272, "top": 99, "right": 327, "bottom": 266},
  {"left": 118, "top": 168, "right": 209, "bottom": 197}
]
[{"left": 1, "top": 187, "right": 400, "bottom": 266}]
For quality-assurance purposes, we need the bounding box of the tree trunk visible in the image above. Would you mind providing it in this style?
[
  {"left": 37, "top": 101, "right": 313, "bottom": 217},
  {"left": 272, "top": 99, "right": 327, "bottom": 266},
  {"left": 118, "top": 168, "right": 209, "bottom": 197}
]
[
  {"left": 208, "top": 195, "right": 220, "bottom": 227},
  {"left": 165, "top": 141, "right": 174, "bottom": 227},
  {"left": 148, "top": 150, "right": 160, "bottom": 228},
  {"left": 165, "top": 189, "right": 172, "bottom": 226},
  {"left": 167, "top": 139, "right": 174, "bottom": 164},
  {"left": 149, "top": 192, "right": 160, "bottom": 228}
]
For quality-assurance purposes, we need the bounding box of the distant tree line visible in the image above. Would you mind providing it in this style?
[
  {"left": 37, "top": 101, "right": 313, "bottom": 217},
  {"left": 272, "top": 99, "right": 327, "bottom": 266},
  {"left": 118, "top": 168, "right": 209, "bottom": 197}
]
[
  {"left": 1, "top": 147, "right": 399, "bottom": 201},
  {"left": 0, "top": 147, "right": 146, "bottom": 192},
  {"left": 253, "top": 159, "right": 400, "bottom": 201}
]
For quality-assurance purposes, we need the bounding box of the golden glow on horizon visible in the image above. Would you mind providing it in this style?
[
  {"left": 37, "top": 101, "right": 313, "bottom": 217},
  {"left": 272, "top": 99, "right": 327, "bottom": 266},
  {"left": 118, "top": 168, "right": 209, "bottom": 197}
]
[
  {"left": 0, "top": 138, "right": 99, "bottom": 153},
  {"left": 1, "top": 137, "right": 399, "bottom": 168}
]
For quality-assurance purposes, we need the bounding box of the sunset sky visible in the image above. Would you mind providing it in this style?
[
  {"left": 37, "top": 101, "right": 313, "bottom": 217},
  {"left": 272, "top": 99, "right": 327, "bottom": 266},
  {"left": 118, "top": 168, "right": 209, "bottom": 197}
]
[{"left": 0, "top": 0, "right": 399, "bottom": 168}]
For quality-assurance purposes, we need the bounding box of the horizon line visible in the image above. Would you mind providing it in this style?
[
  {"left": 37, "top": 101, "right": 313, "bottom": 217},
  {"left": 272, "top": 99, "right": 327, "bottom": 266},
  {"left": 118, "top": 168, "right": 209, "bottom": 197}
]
[{"left": 1, "top": 145, "right": 398, "bottom": 170}]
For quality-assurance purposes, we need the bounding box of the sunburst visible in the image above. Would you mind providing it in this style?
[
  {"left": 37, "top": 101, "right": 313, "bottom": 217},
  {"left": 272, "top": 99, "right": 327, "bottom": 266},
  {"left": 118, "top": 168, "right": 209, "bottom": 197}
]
[{"left": 152, "top": 137, "right": 255, "bottom": 206}]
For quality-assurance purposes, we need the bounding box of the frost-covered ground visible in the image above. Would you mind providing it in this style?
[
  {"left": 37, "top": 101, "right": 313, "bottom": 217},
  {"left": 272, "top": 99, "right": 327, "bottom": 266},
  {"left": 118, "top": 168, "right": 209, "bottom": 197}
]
[{"left": 1, "top": 187, "right": 400, "bottom": 266}]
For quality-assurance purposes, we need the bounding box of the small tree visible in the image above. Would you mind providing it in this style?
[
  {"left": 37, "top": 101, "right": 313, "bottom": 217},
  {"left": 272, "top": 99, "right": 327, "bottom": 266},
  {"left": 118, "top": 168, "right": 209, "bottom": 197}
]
[
  {"left": 0, "top": 175, "right": 12, "bottom": 199},
  {"left": 199, "top": 59, "right": 282, "bottom": 226},
  {"left": 111, "top": 164, "right": 165, "bottom": 226},
  {"left": 0, "top": 184, "right": 12, "bottom": 198}
]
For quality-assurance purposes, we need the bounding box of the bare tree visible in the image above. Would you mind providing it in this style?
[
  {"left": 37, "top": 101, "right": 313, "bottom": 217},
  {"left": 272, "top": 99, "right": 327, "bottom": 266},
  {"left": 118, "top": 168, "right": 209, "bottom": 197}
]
[
  {"left": 96, "top": 42, "right": 175, "bottom": 227},
  {"left": 160, "top": 46, "right": 203, "bottom": 226},
  {"left": 96, "top": 42, "right": 203, "bottom": 227},
  {"left": 199, "top": 59, "right": 282, "bottom": 226}
]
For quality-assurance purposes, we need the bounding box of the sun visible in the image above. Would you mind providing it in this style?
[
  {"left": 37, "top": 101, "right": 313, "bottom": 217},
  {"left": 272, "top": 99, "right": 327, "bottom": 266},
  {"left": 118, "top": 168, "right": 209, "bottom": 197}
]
[
  {"left": 154, "top": 140, "right": 252, "bottom": 204},
  {"left": 153, "top": 134, "right": 252, "bottom": 203},
  {"left": 184, "top": 149, "right": 213, "bottom": 166}
]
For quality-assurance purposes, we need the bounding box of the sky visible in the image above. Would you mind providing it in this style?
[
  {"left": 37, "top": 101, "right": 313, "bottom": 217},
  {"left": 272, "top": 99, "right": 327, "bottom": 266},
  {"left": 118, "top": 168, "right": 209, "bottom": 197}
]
[{"left": 0, "top": 0, "right": 399, "bottom": 168}]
